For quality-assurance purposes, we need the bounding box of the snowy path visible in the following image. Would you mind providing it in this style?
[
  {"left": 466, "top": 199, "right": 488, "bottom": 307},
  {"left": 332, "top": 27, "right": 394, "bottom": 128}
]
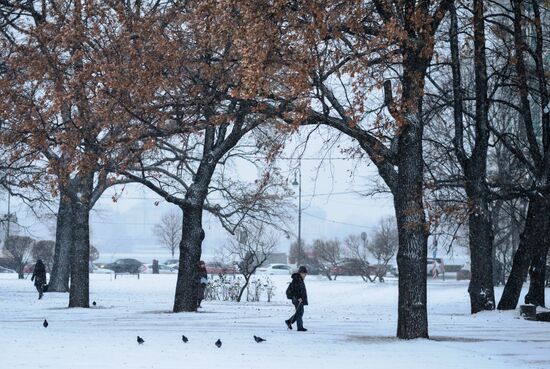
[{"left": 0, "top": 274, "right": 548, "bottom": 369}]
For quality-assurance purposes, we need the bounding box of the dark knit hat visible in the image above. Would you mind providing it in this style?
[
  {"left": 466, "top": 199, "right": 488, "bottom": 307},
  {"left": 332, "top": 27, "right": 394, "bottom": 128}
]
[{"left": 298, "top": 265, "right": 308, "bottom": 274}]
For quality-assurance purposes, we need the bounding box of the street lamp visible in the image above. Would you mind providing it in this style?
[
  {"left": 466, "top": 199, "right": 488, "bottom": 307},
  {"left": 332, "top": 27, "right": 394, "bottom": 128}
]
[{"left": 292, "top": 158, "right": 302, "bottom": 266}]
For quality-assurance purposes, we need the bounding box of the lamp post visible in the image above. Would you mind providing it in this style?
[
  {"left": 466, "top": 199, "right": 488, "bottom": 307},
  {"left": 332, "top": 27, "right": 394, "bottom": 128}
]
[{"left": 292, "top": 158, "right": 302, "bottom": 266}]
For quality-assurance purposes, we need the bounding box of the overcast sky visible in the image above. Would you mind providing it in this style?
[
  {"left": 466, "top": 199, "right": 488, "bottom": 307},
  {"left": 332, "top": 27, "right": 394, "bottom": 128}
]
[{"left": 3, "top": 127, "right": 463, "bottom": 264}]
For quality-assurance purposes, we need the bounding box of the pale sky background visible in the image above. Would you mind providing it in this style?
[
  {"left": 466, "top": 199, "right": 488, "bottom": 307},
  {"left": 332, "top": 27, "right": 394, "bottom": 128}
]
[{"left": 0, "top": 127, "right": 466, "bottom": 264}]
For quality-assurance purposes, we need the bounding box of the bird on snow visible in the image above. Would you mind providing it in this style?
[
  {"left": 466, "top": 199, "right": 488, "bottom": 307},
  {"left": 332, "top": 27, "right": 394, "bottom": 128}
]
[
  {"left": 43, "top": 319, "right": 48, "bottom": 328},
  {"left": 137, "top": 336, "right": 145, "bottom": 345},
  {"left": 92, "top": 301, "right": 96, "bottom": 306},
  {"left": 182, "top": 335, "right": 188, "bottom": 343},
  {"left": 253, "top": 335, "right": 266, "bottom": 343},
  {"left": 215, "top": 339, "right": 222, "bottom": 348}
]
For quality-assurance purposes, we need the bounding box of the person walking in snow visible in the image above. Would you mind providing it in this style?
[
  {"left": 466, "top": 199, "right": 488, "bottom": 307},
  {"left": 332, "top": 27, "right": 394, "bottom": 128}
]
[
  {"left": 285, "top": 265, "right": 309, "bottom": 332},
  {"left": 30, "top": 259, "right": 47, "bottom": 299},
  {"left": 197, "top": 260, "right": 208, "bottom": 308}
]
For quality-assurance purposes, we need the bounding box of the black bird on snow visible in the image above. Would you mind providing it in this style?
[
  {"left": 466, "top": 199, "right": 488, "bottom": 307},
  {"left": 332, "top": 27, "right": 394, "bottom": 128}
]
[
  {"left": 253, "top": 335, "right": 266, "bottom": 343},
  {"left": 43, "top": 319, "right": 48, "bottom": 328},
  {"left": 92, "top": 301, "right": 97, "bottom": 306},
  {"left": 215, "top": 339, "right": 222, "bottom": 348},
  {"left": 182, "top": 335, "right": 188, "bottom": 343},
  {"left": 137, "top": 336, "right": 145, "bottom": 345}
]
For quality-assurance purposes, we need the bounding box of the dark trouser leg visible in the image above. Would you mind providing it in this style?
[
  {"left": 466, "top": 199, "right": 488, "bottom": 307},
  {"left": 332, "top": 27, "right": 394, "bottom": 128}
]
[
  {"left": 36, "top": 284, "right": 44, "bottom": 299},
  {"left": 291, "top": 299, "right": 304, "bottom": 329}
]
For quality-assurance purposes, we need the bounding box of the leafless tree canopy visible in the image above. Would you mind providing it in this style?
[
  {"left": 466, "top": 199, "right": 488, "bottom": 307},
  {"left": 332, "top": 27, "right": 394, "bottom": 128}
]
[
  {"left": 5, "top": 235, "right": 34, "bottom": 279},
  {"left": 223, "top": 223, "right": 278, "bottom": 302},
  {"left": 154, "top": 211, "right": 182, "bottom": 258}
]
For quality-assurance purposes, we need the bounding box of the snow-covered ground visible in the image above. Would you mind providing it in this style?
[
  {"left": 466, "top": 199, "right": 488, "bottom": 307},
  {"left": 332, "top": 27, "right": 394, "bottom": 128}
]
[{"left": 0, "top": 274, "right": 548, "bottom": 369}]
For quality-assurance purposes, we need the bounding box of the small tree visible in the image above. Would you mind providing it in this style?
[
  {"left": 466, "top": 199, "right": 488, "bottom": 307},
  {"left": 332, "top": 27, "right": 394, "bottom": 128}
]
[
  {"left": 289, "top": 239, "right": 307, "bottom": 265},
  {"left": 5, "top": 235, "right": 34, "bottom": 279},
  {"left": 312, "top": 238, "right": 341, "bottom": 280},
  {"left": 344, "top": 234, "right": 378, "bottom": 283},
  {"left": 90, "top": 245, "right": 100, "bottom": 262},
  {"left": 367, "top": 217, "right": 399, "bottom": 278},
  {"left": 153, "top": 211, "right": 182, "bottom": 258},
  {"left": 32, "top": 240, "right": 55, "bottom": 271},
  {"left": 224, "top": 224, "right": 277, "bottom": 302}
]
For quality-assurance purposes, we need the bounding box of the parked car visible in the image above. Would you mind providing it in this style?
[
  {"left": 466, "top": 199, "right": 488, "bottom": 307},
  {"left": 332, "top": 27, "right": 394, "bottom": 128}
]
[
  {"left": 164, "top": 259, "right": 179, "bottom": 267},
  {"left": 256, "top": 264, "right": 293, "bottom": 275},
  {"left": 89, "top": 262, "right": 114, "bottom": 274},
  {"left": 330, "top": 259, "right": 366, "bottom": 276},
  {"left": 330, "top": 259, "right": 388, "bottom": 278},
  {"left": 141, "top": 264, "right": 177, "bottom": 274},
  {"left": 104, "top": 258, "right": 143, "bottom": 274},
  {"left": 205, "top": 262, "right": 237, "bottom": 275},
  {"left": 0, "top": 266, "right": 16, "bottom": 273}
]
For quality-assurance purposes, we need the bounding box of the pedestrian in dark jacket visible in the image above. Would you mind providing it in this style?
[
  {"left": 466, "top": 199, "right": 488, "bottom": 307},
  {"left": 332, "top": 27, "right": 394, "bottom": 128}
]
[
  {"left": 30, "top": 259, "right": 47, "bottom": 300},
  {"left": 197, "top": 260, "right": 208, "bottom": 308},
  {"left": 285, "top": 265, "right": 308, "bottom": 331}
]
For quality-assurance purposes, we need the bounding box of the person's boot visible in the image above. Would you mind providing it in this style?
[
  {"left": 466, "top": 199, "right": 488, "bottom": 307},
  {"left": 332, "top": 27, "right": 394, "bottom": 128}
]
[
  {"left": 285, "top": 320, "right": 293, "bottom": 330},
  {"left": 297, "top": 326, "right": 307, "bottom": 332},
  {"left": 39, "top": 292, "right": 43, "bottom": 300}
]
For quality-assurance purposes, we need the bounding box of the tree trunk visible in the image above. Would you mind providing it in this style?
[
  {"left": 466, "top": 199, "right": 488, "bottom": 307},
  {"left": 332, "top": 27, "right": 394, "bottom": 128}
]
[
  {"left": 48, "top": 188, "right": 74, "bottom": 292},
  {"left": 68, "top": 174, "right": 93, "bottom": 308},
  {"left": 524, "top": 213, "right": 550, "bottom": 307},
  {"left": 498, "top": 197, "right": 546, "bottom": 309},
  {"left": 466, "top": 189, "right": 495, "bottom": 312},
  {"left": 173, "top": 203, "right": 204, "bottom": 312},
  {"left": 395, "top": 81, "right": 429, "bottom": 338}
]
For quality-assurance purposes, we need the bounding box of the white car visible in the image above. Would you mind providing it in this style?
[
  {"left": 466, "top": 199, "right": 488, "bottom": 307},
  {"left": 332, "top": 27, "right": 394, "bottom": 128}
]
[
  {"left": 141, "top": 264, "right": 178, "bottom": 274},
  {"left": 256, "top": 264, "right": 293, "bottom": 275},
  {"left": 90, "top": 263, "right": 115, "bottom": 274}
]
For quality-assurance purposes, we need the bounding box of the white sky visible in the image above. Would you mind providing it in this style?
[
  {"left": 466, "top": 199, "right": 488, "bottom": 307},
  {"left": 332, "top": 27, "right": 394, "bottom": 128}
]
[{"left": 1, "top": 127, "right": 403, "bottom": 264}]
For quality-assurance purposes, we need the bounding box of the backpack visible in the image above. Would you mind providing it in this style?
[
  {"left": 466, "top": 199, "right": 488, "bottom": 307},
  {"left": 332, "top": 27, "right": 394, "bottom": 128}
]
[{"left": 285, "top": 280, "right": 296, "bottom": 299}]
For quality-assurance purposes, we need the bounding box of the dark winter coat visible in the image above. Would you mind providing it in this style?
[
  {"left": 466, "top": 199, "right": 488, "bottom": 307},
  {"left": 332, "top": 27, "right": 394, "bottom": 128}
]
[
  {"left": 31, "top": 260, "right": 47, "bottom": 287},
  {"left": 197, "top": 266, "right": 208, "bottom": 300},
  {"left": 289, "top": 273, "right": 308, "bottom": 305}
]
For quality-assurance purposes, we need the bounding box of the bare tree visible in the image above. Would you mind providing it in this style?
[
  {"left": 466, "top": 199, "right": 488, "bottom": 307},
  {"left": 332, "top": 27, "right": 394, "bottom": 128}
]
[
  {"left": 311, "top": 238, "right": 341, "bottom": 280},
  {"left": 224, "top": 224, "right": 277, "bottom": 302},
  {"left": 344, "top": 234, "right": 371, "bottom": 282},
  {"left": 5, "top": 235, "right": 34, "bottom": 279},
  {"left": 289, "top": 239, "right": 307, "bottom": 266},
  {"left": 89, "top": 245, "right": 100, "bottom": 262},
  {"left": 368, "top": 217, "right": 398, "bottom": 274},
  {"left": 154, "top": 211, "right": 182, "bottom": 258},
  {"left": 32, "top": 240, "right": 55, "bottom": 272}
]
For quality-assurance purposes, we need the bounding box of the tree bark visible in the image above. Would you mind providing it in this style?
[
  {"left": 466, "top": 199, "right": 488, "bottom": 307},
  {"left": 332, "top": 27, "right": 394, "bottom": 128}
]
[
  {"left": 173, "top": 203, "right": 204, "bottom": 312},
  {"left": 68, "top": 173, "right": 93, "bottom": 308},
  {"left": 395, "top": 55, "right": 430, "bottom": 339},
  {"left": 524, "top": 211, "right": 550, "bottom": 307},
  {"left": 498, "top": 196, "right": 546, "bottom": 309},
  {"left": 48, "top": 187, "right": 74, "bottom": 292}
]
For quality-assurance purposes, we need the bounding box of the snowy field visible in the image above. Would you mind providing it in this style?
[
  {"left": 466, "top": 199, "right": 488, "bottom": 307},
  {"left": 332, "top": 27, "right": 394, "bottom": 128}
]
[{"left": 0, "top": 274, "right": 549, "bottom": 369}]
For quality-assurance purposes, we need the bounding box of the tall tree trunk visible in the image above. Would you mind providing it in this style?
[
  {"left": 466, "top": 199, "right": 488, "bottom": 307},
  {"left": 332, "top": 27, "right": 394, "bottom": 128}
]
[
  {"left": 395, "top": 56, "right": 429, "bottom": 339},
  {"left": 173, "top": 203, "right": 204, "bottom": 312},
  {"left": 48, "top": 187, "right": 74, "bottom": 292},
  {"left": 68, "top": 173, "right": 93, "bottom": 308},
  {"left": 395, "top": 124, "right": 429, "bottom": 339},
  {"left": 524, "top": 209, "right": 550, "bottom": 306},
  {"left": 498, "top": 196, "right": 546, "bottom": 309},
  {"left": 466, "top": 186, "right": 495, "bottom": 312}
]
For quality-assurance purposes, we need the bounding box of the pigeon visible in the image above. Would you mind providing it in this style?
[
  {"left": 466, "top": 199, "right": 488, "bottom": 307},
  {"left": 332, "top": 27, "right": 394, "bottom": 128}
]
[
  {"left": 137, "top": 336, "right": 145, "bottom": 345},
  {"left": 215, "top": 339, "right": 222, "bottom": 348},
  {"left": 92, "top": 301, "right": 96, "bottom": 306},
  {"left": 43, "top": 319, "right": 48, "bottom": 328},
  {"left": 182, "top": 335, "right": 188, "bottom": 343},
  {"left": 253, "top": 335, "right": 266, "bottom": 343}
]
